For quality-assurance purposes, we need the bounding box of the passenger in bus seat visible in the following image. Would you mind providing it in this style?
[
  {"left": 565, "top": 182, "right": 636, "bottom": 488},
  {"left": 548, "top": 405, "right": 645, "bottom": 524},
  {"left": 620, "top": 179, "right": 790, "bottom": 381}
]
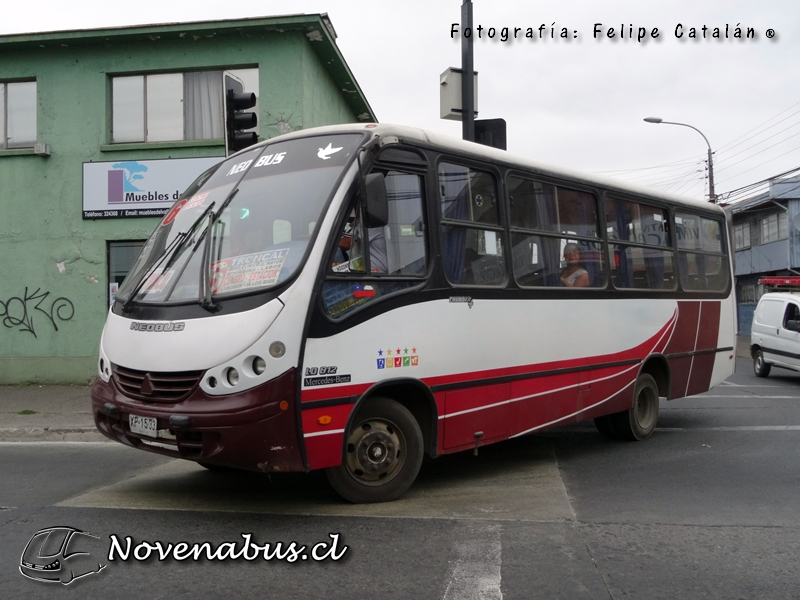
[{"left": 560, "top": 243, "right": 590, "bottom": 287}]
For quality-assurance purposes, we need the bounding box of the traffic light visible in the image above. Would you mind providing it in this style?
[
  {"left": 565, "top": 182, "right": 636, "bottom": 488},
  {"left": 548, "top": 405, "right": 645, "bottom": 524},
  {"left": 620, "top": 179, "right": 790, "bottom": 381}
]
[{"left": 224, "top": 73, "right": 258, "bottom": 155}]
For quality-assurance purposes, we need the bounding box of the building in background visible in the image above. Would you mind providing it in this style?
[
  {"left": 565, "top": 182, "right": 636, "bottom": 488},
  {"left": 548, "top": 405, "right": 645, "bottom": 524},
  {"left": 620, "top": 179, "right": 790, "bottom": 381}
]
[
  {"left": 0, "top": 15, "right": 375, "bottom": 384},
  {"left": 728, "top": 175, "right": 800, "bottom": 334}
]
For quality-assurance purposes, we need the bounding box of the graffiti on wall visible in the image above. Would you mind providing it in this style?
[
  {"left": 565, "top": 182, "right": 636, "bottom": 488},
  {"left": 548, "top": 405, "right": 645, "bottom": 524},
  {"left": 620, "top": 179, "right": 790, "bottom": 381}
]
[{"left": 0, "top": 287, "right": 75, "bottom": 338}]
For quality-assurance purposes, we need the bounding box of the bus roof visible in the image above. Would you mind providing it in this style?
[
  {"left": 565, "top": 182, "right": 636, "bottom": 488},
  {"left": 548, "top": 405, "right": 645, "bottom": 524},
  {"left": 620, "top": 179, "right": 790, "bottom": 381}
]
[{"left": 255, "top": 123, "right": 725, "bottom": 215}]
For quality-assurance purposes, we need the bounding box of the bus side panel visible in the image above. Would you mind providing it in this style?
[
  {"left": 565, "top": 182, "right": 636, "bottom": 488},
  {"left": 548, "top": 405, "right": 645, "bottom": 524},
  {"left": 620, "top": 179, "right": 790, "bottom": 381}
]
[
  {"left": 665, "top": 301, "right": 702, "bottom": 399},
  {"left": 710, "top": 292, "right": 738, "bottom": 388},
  {"left": 686, "top": 301, "right": 723, "bottom": 396},
  {"left": 576, "top": 363, "right": 640, "bottom": 417},
  {"left": 442, "top": 383, "right": 512, "bottom": 450},
  {"left": 509, "top": 371, "right": 579, "bottom": 437},
  {"left": 668, "top": 356, "right": 693, "bottom": 399},
  {"left": 665, "top": 300, "right": 728, "bottom": 399},
  {"left": 300, "top": 403, "right": 355, "bottom": 470}
]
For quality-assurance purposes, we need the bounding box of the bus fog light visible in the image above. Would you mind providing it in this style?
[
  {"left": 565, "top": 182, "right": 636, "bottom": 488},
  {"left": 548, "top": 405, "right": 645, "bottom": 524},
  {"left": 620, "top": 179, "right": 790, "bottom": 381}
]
[
  {"left": 269, "top": 341, "right": 286, "bottom": 358},
  {"left": 208, "top": 376, "right": 218, "bottom": 388},
  {"left": 253, "top": 356, "right": 267, "bottom": 375},
  {"left": 226, "top": 368, "right": 240, "bottom": 386}
]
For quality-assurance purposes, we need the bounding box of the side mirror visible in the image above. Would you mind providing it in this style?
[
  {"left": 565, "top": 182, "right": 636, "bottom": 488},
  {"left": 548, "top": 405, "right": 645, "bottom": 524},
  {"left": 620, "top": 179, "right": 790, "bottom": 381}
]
[
  {"left": 786, "top": 319, "right": 800, "bottom": 333},
  {"left": 364, "top": 173, "right": 388, "bottom": 228}
]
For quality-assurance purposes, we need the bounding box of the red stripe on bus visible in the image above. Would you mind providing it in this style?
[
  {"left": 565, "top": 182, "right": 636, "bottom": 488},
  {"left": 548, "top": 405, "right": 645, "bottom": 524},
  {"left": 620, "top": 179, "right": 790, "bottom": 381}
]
[{"left": 300, "top": 311, "right": 677, "bottom": 404}]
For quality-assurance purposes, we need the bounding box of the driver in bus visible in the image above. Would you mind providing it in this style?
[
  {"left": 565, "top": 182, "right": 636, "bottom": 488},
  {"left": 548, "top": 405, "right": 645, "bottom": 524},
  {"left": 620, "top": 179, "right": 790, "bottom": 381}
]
[
  {"left": 560, "top": 243, "right": 590, "bottom": 287},
  {"left": 334, "top": 209, "right": 388, "bottom": 273}
]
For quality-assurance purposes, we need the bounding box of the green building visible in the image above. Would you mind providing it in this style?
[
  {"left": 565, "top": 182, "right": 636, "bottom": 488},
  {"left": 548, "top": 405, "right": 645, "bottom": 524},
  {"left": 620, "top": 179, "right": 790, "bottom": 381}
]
[{"left": 0, "top": 15, "right": 375, "bottom": 384}]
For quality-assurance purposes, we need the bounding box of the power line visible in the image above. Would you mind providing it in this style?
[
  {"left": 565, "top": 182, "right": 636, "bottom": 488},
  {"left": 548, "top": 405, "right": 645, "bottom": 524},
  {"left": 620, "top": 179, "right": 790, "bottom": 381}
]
[{"left": 716, "top": 100, "right": 800, "bottom": 154}]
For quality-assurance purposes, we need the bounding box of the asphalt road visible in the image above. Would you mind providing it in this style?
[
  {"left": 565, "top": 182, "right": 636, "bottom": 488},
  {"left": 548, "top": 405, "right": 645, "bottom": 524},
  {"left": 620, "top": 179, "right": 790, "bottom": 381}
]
[{"left": 1, "top": 357, "right": 798, "bottom": 599}]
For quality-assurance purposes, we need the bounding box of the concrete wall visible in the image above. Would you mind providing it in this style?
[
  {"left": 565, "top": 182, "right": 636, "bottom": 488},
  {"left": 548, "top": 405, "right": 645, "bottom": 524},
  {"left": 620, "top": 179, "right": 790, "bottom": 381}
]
[{"left": 0, "top": 20, "right": 371, "bottom": 384}]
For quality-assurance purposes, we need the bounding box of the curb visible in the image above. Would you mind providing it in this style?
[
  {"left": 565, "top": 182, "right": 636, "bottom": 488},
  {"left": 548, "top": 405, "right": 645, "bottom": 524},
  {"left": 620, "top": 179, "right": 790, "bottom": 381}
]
[{"left": 0, "top": 427, "right": 109, "bottom": 443}]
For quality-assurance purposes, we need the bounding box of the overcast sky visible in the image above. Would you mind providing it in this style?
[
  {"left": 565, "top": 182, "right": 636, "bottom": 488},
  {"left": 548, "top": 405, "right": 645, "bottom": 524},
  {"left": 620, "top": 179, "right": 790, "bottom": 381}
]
[{"left": 4, "top": 0, "right": 799, "bottom": 203}]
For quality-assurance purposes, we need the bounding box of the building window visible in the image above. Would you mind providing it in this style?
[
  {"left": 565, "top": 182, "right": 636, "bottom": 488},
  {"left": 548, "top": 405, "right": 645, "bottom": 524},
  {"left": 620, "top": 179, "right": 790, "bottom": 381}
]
[
  {"left": 738, "top": 284, "right": 756, "bottom": 303},
  {"left": 759, "top": 212, "right": 788, "bottom": 245},
  {"left": 1, "top": 81, "right": 37, "bottom": 149},
  {"left": 111, "top": 69, "right": 257, "bottom": 144},
  {"left": 108, "top": 241, "right": 145, "bottom": 305},
  {"left": 734, "top": 223, "right": 751, "bottom": 250}
]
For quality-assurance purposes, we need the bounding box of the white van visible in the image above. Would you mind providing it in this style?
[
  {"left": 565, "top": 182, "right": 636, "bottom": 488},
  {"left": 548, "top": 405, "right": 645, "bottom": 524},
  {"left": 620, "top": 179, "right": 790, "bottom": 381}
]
[{"left": 750, "top": 292, "right": 800, "bottom": 377}]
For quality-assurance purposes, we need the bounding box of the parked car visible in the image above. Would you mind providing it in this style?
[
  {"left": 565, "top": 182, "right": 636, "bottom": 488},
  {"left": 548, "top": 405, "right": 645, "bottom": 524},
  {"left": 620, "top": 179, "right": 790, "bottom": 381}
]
[{"left": 750, "top": 291, "right": 800, "bottom": 377}]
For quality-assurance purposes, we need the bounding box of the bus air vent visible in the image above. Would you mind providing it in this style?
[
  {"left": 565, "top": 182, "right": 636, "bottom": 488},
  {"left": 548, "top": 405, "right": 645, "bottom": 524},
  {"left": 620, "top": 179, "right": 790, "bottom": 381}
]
[{"left": 111, "top": 364, "right": 203, "bottom": 403}]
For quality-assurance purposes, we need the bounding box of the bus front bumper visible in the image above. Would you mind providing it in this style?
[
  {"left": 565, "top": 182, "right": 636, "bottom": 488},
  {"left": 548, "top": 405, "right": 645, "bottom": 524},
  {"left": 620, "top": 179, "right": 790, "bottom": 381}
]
[{"left": 91, "top": 368, "right": 305, "bottom": 473}]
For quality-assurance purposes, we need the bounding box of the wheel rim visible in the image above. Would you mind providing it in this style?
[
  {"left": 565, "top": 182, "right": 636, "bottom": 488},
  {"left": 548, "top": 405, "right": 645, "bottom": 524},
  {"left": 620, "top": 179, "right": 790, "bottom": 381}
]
[
  {"left": 344, "top": 418, "right": 406, "bottom": 487},
  {"left": 634, "top": 383, "right": 658, "bottom": 430},
  {"left": 756, "top": 353, "right": 764, "bottom": 371}
]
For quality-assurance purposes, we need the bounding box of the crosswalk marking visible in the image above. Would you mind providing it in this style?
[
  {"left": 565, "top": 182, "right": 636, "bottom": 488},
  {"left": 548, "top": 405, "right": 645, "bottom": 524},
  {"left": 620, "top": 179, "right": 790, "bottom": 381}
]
[{"left": 442, "top": 524, "right": 503, "bottom": 600}]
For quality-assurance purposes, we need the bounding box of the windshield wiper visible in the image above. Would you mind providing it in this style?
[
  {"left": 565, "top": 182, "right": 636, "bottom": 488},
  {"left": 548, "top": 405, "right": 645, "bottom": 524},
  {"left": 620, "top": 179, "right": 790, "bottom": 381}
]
[
  {"left": 120, "top": 201, "right": 216, "bottom": 312},
  {"left": 199, "top": 189, "right": 239, "bottom": 312}
]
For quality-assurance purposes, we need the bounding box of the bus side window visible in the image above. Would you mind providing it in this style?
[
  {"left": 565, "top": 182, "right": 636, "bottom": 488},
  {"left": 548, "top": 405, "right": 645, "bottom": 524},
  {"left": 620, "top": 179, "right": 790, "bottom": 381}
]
[
  {"left": 323, "top": 168, "right": 428, "bottom": 318},
  {"left": 606, "top": 198, "right": 674, "bottom": 290},
  {"left": 439, "top": 162, "right": 506, "bottom": 287},
  {"left": 675, "top": 212, "right": 729, "bottom": 292},
  {"left": 382, "top": 171, "right": 427, "bottom": 276}
]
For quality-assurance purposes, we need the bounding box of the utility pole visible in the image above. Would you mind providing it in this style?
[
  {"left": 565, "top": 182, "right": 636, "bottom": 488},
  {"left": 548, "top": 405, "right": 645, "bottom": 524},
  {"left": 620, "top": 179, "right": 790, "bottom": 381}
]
[
  {"left": 644, "top": 117, "right": 716, "bottom": 203},
  {"left": 461, "top": 0, "right": 475, "bottom": 142}
]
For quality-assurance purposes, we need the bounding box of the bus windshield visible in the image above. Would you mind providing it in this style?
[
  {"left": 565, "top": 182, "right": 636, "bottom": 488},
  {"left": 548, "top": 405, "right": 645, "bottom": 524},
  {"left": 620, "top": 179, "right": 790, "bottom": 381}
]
[{"left": 117, "top": 133, "right": 363, "bottom": 306}]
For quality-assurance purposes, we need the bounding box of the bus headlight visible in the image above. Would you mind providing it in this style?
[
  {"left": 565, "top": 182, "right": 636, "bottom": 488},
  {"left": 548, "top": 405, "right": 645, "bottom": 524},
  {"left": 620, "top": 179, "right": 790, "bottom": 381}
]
[
  {"left": 269, "top": 341, "right": 286, "bottom": 358},
  {"left": 226, "top": 368, "right": 240, "bottom": 386},
  {"left": 253, "top": 356, "right": 267, "bottom": 375}
]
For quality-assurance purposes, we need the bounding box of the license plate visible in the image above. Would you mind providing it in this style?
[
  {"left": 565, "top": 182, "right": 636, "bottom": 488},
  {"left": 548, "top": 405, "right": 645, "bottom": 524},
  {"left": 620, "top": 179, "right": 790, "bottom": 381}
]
[{"left": 129, "top": 414, "right": 157, "bottom": 437}]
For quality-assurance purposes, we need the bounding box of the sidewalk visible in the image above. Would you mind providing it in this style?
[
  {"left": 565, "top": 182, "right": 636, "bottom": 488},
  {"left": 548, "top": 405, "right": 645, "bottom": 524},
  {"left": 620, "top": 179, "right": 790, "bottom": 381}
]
[
  {"left": 0, "top": 337, "right": 753, "bottom": 443},
  {"left": 0, "top": 384, "right": 104, "bottom": 442}
]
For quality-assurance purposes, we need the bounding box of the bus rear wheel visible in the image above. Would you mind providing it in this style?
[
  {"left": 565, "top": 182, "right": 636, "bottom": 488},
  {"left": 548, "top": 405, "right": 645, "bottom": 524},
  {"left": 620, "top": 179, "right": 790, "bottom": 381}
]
[
  {"left": 596, "top": 373, "right": 659, "bottom": 441},
  {"left": 325, "top": 397, "right": 423, "bottom": 504},
  {"left": 616, "top": 373, "right": 659, "bottom": 440}
]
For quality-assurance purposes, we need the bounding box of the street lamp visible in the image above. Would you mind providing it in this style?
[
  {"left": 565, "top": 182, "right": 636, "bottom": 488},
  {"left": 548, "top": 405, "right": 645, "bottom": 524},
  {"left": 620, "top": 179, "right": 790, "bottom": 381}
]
[{"left": 643, "top": 117, "right": 716, "bottom": 203}]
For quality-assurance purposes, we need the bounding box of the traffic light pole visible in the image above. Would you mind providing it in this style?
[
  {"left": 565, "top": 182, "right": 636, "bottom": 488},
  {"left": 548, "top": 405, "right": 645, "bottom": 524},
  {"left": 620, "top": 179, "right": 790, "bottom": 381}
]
[
  {"left": 223, "top": 72, "right": 258, "bottom": 156},
  {"left": 461, "top": 0, "right": 475, "bottom": 143}
]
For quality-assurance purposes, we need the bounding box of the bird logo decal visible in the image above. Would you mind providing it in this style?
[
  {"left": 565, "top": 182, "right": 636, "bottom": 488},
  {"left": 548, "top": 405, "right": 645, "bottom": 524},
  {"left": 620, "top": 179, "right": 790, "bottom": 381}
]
[{"left": 317, "top": 143, "right": 343, "bottom": 160}]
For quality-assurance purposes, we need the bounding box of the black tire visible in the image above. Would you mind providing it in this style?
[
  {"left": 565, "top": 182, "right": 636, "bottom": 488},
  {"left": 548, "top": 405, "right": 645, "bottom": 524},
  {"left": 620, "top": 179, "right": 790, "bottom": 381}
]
[
  {"left": 611, "top": 373, "right": 660, "bottom": 441},
  {"left": 325, "top": 397, "right": 423, "bottom": 503},
  {"left": 197, "top": 462, "right": 236, "bottom": 472},
  {"left": 753, "top": 349, "right": 771, "bottom": 378},
  {"left": 594, "top": 414, "right": 617, "bottom": 438}
]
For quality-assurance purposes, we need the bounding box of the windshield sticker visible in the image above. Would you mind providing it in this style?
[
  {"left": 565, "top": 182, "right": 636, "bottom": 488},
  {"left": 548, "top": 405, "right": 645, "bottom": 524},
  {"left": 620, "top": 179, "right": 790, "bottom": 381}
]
[
  {"left": 353, "top": 284, "right": 376, "bottom": 298},
  {"left": 210, "top": 248, "right": 289, "bottom": 294},
  {"left": 162, "top": 199, "right": 188, "bottom": 226},
  {"left": 161, "top": 192, "right": 211, "bottom": 226},
  {"left": 226, "top": 159, "right": 253, "bottom": 177},
  {"left": 254, "top": 152, "right": 286, "bottom": 168},
  {"left": 184, "top": 192, "right": 210, "bottom": 211},
  {"left": 317, "top": 143, "right": 343, "bottom": 161},
  {"left": 142, "top": 269, "right": 174, "bottom": 294}
]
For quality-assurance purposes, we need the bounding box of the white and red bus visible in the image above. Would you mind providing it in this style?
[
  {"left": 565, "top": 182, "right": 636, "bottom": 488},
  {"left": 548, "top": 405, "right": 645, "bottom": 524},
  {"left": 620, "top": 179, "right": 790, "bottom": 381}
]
[{"left": 91, "top": 124, "right": 736, "bottom": 503}]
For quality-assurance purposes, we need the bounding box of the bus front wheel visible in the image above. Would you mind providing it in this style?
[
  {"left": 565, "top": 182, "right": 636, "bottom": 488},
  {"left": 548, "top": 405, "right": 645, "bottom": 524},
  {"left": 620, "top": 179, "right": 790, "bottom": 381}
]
[{"left": 325, "top": 397, "right": 423, "bottom": 503}]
